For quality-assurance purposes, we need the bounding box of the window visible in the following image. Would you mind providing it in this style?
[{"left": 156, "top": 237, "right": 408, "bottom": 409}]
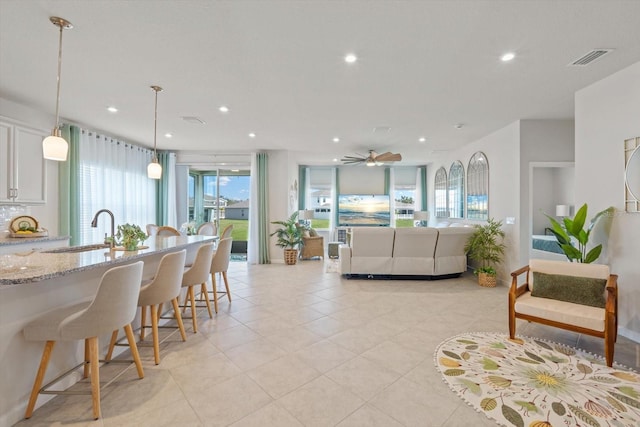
[
  {"left": 448, "top": 161, "right": 464, "bottom": 219},
  {"left": 189, "top": 169, "right": 251, "bottom": 243},
  {"left": 394, "top": 167, "right": 417, "bottom": 228},
  {"left": 78, "top": 130, "right": 156, "bottom": 245},
  {"left": 467, "top": 151, "right": 489, "bottom": 220},
  {"left": 307, "top": 168, "right": 333, "bottom": 229},
  {"left": 434, "top": 167, "right": 448, "bottom": 218}
]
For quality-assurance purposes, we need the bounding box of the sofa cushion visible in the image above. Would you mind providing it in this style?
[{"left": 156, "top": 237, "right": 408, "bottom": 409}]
[{"left": 531, "top": 272, "right": 606, "bottom": 308}]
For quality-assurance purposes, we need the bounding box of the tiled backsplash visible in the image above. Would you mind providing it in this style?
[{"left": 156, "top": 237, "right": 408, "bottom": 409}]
[{"left": 0, "top": 204, "right": 31, "bottom": 232}]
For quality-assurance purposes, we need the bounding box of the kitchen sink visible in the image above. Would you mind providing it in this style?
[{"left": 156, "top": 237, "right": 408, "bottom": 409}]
[{"left": 44, "top": 243, "right": 111, "bottom": 253}]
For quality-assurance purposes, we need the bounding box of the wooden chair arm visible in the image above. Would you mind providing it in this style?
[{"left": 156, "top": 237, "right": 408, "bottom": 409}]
[
  {"left": 511, "top": 265, "right": 529, "bottom": 278},
  {"left": 509, "top": 265, "right": 530, "bottom": 298},
  {"left": 605, "top": 274, "right": 618, "bottom": 314}
]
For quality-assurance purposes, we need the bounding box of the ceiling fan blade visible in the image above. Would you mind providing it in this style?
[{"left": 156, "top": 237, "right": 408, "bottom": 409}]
[
  {"left": 375, "top": 152, "right": 402, "bottom": 162},
  {"left": 341, "top": 157, "right": 365, "bottom": 162}
]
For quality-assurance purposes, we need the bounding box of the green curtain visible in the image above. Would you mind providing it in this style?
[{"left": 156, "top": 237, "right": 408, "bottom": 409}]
[
  {"left": 256, "top": 153, "right": 270, "bottom": 264},
  {"left": 420, "top": 166, "right": 427, "bottom": 210},
  {"left": 384, "top": 168, "right": 391, "bottom": 195},
  {"left": 156, "top": 151, "right": 171, "bottom": 225},
  {"left": 333, "top": 168, "right": 340, "bottom": 225},
  {"left": 58, "top": 124, "right": 81, "bottom": 246},
  {"left": 298, "top": 166, "right": 307, "bottom": 210}
]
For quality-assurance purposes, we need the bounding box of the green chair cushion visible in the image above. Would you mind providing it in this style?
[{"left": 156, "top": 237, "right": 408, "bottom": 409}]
[{"left": 531, "top": 272, "right": 606, "bottom": 308}]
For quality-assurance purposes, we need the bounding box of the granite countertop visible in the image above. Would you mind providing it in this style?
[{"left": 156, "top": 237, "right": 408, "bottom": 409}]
[
  {"left": 0, "top": 232, "right": 70, "bottom": 246},
  {"left": 0, "top": 235, "right": 217, "bottom": 286}
]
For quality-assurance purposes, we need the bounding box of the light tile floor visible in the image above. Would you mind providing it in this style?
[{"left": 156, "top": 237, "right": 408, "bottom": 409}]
[{"left": 16, "top": 259, "right": 639, "bottom": 427}]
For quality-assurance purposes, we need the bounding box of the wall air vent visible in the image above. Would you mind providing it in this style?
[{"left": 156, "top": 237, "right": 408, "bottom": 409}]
[
  {"left": 181, "top": 116, "right": 206, "bottom": 124},
  {"left": 568, "top": 49, "right": 613, "bottom": 67}
]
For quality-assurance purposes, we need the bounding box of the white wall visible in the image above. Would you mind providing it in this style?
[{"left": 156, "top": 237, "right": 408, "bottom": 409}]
[
  {"left": 519, "top": 120, "right": 574, "bottom": 266},
  {"left": 427, "top": 121, "right": 521, "bottom": 285},
  {"left": 0, "top": 98, "right": 60, "bottom": 234},
  {"left": 575, "top": 60, "right": 640, "bottom": 342},
  {"left": 267, "top": 150, "right": 296, "bottom": 262},
  {"left": 339, "top": 166, "right": 386, "bottom": 194}
]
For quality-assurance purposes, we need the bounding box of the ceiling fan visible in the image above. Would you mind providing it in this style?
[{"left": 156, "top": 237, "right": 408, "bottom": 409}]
[{"left": 341, "top": 150, "right": 402, "bottom": 166}]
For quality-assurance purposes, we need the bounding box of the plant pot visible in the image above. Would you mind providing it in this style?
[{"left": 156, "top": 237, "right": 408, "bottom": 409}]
[
  {"left": 478, "top": 272, "right": 497, "bottom": 288},
  {"left": 284, "top": 249, "right": 298, "bottom": 265}
]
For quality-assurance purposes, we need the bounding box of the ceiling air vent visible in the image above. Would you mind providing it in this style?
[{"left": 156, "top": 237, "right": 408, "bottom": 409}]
[
  {"left": 181, "top": 116, "right": 206, "bottom": 124},
  {"left": 569, "top": 49, "right": 613, "bottom": 67}
]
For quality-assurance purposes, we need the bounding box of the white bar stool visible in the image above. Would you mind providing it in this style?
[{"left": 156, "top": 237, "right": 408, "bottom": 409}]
[
  {"left": 23, "top": 261, "right": 145, "bottom": 420},
  {"left": 106, "top": 250, "right": 187, "bottom": 365},
  {"left": 208, "top": 237, "right": 233, "bottom": 313},
  {"left": 181, "top": 243, "right": 215, "bottom": 333}
]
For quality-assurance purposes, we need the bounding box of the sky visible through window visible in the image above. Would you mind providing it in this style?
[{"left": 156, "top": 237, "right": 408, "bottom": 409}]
[{"left": 188, "top": 175, "right": 250, "bottom": 200}]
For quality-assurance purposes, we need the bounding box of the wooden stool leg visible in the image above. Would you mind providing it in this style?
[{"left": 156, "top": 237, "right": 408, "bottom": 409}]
[
  {"left": 88, "top": 336, "right": 101, "bottom": 420},
  {"left": 25, "top": 341, "right": 55, "bottom": 419},
  {"left": 151, "top": 304, "right": 160, "bottom": 365},
  {"left": 84, "top": 338, "right": 90, "bottom": 378},
  {"left": 189, "top": 286, "right": 198, "bottom": 333},
  {"left": 222, "top": 271, "right": 231, "bottom": 302},
  {"left": 105, "top": 330, "right": 119, "bottom": 362},
  {"left": 201, "top": 282, "right": 213, "bottom": 318},
  {"left": 211, "top": 273, "right": 219, "bottom": 314},
  {"left": 140, "top": 305, "right": 147, "bottom": 341},
  {"left": 156, "top": 303, "right": 163, "bottom": 322},
  {"left": 182, "top": 293, "right": 189, "bottom": 314},
  {"left": 172, "top": 298, "right": 187, "bottom": 341},
  {"left": 124, "top": 324, "right": 144, "bottom": 378}
]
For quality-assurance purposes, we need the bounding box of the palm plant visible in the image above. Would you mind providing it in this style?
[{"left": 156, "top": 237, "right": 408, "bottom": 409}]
[
  {"left": 270, "top": 211, "right": 305, "bottom": 249},
  {"left": 464, "top": 218, "right": 506, "bottom": 277},
  {"left": 545, "top": 203, "right": 614, "bottom": 263}
]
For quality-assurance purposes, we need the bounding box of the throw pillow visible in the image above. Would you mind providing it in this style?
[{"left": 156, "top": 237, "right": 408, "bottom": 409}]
[
  {"left": 308, "top": 228, "right": 318, "bottom": 237},
  {"left": 531, "top": 271, "right": 606, "bottom": 308}
]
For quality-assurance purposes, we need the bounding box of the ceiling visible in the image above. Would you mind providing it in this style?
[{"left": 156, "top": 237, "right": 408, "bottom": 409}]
[{"left": 2, "top": 1, "right": 640, "bottom": 167}]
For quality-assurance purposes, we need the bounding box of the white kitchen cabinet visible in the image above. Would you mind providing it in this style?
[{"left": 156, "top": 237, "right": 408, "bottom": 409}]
[{"left": 0, "top": 118, "right": 47, "bottom": 204}]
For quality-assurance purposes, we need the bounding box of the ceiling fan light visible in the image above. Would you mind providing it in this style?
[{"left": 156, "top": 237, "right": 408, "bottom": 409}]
[
  {"left": 42, "top": 132, "right": 68, "bottom": 161},
  {"left": 147, "top": 160, "right": 162, "bottom": 179}
]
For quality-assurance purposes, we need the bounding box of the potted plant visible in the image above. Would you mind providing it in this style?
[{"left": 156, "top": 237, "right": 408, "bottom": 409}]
[
  {"left": 270, "top": 211, "right": 305, "bottom": 265},
  {"left": 115, "top": 223, "right": 148, "bottom": 251},
  {"left": 464, "top": 218, "right": 506, "bottom": 287},
  {"left": 545, "top": 203, "right": 614, "bottom": 263}
]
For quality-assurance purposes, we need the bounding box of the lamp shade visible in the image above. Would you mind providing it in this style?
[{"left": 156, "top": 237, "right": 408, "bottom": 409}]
[
  {"left": 299, "top": 209, "right": 314, "bottom": 220},
  {"left": 413, "top": 211, "right": 430, "bottom": 221},
  {"left": 555, "top": 205, "right": 571, "bottom": 217},
  {"left": 147, "top": 161, "right": 162, "bottom": 179},
  {"left": 42, "top": 134, "right": 69, "bottom": 161}
]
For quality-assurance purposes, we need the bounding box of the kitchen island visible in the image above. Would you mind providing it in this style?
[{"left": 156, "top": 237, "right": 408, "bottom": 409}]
[{"left": 0, "top": 235, "right": 217, "bottom": 427}]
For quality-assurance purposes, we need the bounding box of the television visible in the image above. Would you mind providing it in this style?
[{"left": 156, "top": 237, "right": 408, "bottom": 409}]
[{"left": 338, "top": 194, "right": 391, "bottom": 227}]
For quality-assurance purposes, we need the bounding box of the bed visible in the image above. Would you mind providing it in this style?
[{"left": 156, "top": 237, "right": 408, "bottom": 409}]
[{"left": 531, "top": 234, "right": 567, "bottom": 261}]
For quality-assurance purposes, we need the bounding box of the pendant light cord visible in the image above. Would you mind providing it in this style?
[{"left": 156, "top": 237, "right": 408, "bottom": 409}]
[
  {"left": 54, "top": 23, "right": 64, "bottom": 133},
  {"left": 153, "top": 88, "right": 158, "bottom": 162}
]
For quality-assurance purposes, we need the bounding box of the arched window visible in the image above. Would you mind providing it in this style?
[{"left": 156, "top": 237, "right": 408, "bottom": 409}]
[
  {"left": 467, "top": 151, "right": 489, "bottom": 220},
  {"left": 448, "top": 161, "right": 464, "bottom": 219},
  {"left": 434, "top": 167, "right": 448, "bottom": 218}
]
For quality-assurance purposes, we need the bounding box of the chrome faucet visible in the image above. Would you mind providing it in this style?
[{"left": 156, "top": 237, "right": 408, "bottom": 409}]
[{"left": 91, "top": 209, "right": 115, "bottom": 249}]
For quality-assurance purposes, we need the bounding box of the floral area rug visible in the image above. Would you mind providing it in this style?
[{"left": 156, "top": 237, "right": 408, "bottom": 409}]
[{"left": 435, "top": 332, "right": 640, "bottom": 427}]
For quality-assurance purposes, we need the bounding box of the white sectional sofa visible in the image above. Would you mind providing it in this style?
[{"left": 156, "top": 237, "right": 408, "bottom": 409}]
[{"left": 339, "top": 226, "right": 474, "bottom": 279}]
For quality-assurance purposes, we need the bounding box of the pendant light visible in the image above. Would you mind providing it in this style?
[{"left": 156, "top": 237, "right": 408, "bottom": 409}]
[
  {"left": 147, "top": 85, "right": 163, "bottom": 179},
  {"left": 42, "top": 17, "right": 73, "bottom": 161}
]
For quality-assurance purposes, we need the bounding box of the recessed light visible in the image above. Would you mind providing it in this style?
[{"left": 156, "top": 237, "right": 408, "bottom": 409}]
[
  {"left": 332, "top": 158, "right": 338, "bottom": 162},
  {"left": 501, "top": 52, "right": 515, "bottom": 62},
  {"left": 164, "top": 133, "right": 172, "bottom": 138},
  {"left": 418, "top": 137, "right": 426, "bottom": 143},
  {"left": 107, "top": 106, "right": 118, "bottom": 113},
  {"left": 248, "top": 132, "right": 256, "bottom": 138},
  {"left": 344, "top": 53, "right": 357, "bottom": 63},
  {"left": 219, "top": 105, "right": 229, "bottom": 113},
  {"left": 332, "top": 137, "right": 340, "bottom": 143}
]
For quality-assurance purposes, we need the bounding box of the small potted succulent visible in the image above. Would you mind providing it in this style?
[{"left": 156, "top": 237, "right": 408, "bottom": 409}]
[{"left": 115, "top": 223, "right": 148, "bottom": 251}]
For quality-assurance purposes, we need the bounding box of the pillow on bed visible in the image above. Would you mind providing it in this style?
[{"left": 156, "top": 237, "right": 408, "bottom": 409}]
[{"left": 531, "top": 272, "right": 606, "bottom": 308}]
